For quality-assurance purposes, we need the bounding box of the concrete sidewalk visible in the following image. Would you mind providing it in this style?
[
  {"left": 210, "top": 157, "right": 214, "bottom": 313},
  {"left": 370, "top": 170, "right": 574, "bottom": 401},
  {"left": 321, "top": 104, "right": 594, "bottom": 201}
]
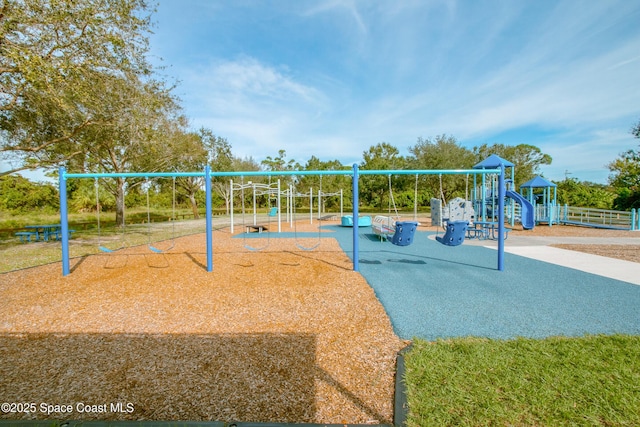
[
  {"left": 462, "top": 234, "right": 640, "bottom": 286},
  {"left": 502, "top": 246, "right": 640, "bottom": 286}
]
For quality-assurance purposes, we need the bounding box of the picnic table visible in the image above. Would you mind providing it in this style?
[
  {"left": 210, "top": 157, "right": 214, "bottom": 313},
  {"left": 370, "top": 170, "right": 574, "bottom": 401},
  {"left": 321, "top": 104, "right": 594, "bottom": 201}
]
[
  {"left": 467, "top": 221, "right": 511, "bottom": 240},
  {"left": 16, "top": 224, "right": 75, "bottom": 243}
]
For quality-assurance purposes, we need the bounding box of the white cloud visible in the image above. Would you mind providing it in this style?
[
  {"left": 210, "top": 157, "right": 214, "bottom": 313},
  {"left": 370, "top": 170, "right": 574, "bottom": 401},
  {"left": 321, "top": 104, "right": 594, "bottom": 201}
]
[{"left": 175, "top": 57, "right": 344, "bottom": 162}]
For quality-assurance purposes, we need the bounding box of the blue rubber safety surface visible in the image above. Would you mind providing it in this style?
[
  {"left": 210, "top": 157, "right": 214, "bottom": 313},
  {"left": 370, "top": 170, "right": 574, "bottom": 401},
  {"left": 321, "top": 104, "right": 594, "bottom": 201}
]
[{"left": 326, "top": 225, "right": 640, "bottom": 341}]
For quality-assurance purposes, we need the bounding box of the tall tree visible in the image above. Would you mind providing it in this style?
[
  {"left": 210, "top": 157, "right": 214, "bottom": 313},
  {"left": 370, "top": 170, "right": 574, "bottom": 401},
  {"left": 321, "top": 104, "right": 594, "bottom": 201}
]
[
  {"left": 298, "top": 156, "right": 350, "bottom": 211},
  {"left": 408, "top": 135, "right": 475, "bottom": 203},
  {"left": 360, "top": 142, "right": 406, "bottom": 210},
  {"left": 0, "top": 0, "right": 156, "bottom": 176},
  {"left": 261, "top": 149, "right": 298, "bottom": 187},
  {"left": 164, "top": 129, "right": 207, "bottom": 218},
  {"left": 203, "top": 129, "right": 236, "bottom": 214},
  {"left": 81, "top": 72, "right": 183, "bottom": 225}
]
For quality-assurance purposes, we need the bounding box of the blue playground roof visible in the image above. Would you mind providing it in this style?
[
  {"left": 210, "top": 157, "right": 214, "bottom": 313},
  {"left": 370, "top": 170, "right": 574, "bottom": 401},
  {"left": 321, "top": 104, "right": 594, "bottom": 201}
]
[
  {"left": 473, "top": 154, "right": 515, "bottom": 169},
  {"left": 521, "top": 175, "right": 557, "bottom": 188}
]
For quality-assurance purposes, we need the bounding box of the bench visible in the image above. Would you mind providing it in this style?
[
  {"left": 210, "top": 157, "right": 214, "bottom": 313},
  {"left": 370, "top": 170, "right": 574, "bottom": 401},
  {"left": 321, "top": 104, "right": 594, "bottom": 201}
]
[
  {"left": 371, "top": 215, "right": 396, "bottom": 241},
  {"left": 15, "top": 231, "right": 38, "bottom": 243},
  {"left": 246, "top": 224, "right": 268, "bottom": 233}
]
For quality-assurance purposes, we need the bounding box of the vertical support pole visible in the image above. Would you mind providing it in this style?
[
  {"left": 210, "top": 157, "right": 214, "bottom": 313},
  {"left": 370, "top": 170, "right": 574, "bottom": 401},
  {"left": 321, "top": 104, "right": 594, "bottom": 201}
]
[
  {"left": 287, "top": 186, "right": 291, "bottom": 228},
  {"left": 277, "top": 179, "right": 282, "bottom": 233},
  {"left": 481, "top": 174, "right": 486, "bottom": 222},
  {"left": 631, "top": 208, "right": 636, "bottom": 231},
  {"left": 205, "top": 166, "right": 213, "bottom": 272},
  {"left": 252, "top": 183, "right": 257, "bottom": 226},
  {"left": 289, "top": 186, "right": 293, "bottom": 228},
  {"left": 340, "top": 189, "right": 343, "bottom": 218},
  {"left": 352, "top": 163, "right": 359, "bottom": 272},
  {"left": 497, "top": 165, "right": 505, "bottom": 271},
  {"left": 60, "top": 167, "right": 70, "bottom": 276},
  {"left": 318, "top": 186, "right": 321, "bottom": 220},
  {"left": 230, "top": 179, "right": 234, "bottom": 234},
  {"left": 308, "top": 187, "right": 312, "bottom": 223},
  {"left": 414, "top": 174, "right": 418, "bottom": 221},
  {"left": 318, "top": 185, "right": 322, "bottom": 221}
]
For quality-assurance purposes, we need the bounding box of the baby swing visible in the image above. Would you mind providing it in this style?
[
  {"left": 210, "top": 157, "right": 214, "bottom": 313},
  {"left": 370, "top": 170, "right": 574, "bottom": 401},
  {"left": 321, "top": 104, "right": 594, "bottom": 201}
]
[
  {"left": 377, "top": 175, "right": 418, "bottom": 247},
  {"left": 434, "top": 174, "right": 469, "bottom": 247}
]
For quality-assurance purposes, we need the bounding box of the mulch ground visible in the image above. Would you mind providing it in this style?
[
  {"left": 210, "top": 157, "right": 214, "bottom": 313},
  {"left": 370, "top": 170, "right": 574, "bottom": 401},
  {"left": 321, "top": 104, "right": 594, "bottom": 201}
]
[{"left": 0, "top": 221, "right": 405, "bottom": 424}]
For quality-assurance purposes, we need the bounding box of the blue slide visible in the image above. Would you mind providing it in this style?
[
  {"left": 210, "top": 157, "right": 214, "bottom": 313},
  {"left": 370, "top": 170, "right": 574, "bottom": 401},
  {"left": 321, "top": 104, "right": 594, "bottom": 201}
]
[{"left": 506, "top": 190, "right": 535, "bottom": 229}]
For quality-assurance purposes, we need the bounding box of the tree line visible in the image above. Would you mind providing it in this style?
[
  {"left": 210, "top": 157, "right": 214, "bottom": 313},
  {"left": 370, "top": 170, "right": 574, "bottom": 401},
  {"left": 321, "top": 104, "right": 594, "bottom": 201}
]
[
  {"left": 0, "top": 133, "right": 632, "bottom": 216},
  {"left": 1, "top": 0, "right": 638, "bottom": 216}
]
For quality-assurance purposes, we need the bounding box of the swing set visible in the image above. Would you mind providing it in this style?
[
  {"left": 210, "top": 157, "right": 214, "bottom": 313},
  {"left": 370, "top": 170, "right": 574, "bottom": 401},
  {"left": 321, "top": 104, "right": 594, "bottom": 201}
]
[
  {"left": 94, "top": 177, "right": 177, "bottom": 254},
  {"left": 58, "top": 164, "right": 508, "bottom": 276}
]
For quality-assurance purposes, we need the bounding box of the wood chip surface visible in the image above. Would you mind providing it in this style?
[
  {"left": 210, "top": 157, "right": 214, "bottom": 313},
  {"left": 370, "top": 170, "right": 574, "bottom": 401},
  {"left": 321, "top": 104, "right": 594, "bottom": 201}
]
[{"left": 0, "top": 222, "right": 405, "bottom": 424}]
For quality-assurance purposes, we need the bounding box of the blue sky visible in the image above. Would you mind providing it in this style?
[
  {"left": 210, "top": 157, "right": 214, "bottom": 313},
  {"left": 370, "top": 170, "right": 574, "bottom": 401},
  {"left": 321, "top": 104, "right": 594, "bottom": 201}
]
[{"left": 146, "top": 0, "right": 640, "bottom": 184}]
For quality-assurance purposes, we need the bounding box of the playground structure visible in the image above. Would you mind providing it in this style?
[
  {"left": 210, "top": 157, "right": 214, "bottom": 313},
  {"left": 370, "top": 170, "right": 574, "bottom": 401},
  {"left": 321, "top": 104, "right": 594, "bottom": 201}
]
[
  {"left": 471, "top": 154, "right": 535, "bottom": 230},
  {"left": 474, "top": 156, "right": 640, "bottom": 230},
  {"left": 58, "top": 163, "right": 509, "bottom": 276},
  {"left": 229, "top": 179, "right": 282, "bottom": 234},
  {"left": 229, "top": 179, "right": 345, "bottom": 234},
  {"left": 506, "top": 171, "right": 639, "bottom": 230}
]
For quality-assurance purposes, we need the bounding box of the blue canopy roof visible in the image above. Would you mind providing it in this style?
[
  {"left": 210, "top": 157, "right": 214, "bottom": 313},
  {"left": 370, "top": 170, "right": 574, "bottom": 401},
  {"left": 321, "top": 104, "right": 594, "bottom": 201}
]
[
  {"left": 473, "top": 154, "right": 515, "bottom": 169},
  {"left": 520, "top": 176, "right": 557, "bottom": 188}
]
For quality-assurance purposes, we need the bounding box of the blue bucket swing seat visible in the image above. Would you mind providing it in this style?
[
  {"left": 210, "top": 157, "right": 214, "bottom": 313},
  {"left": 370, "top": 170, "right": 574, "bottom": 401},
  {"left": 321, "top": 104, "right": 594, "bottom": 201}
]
[
  {"left": 390, "top": 221, "right": 419, "bottom": 246},
  {"left": 436, "top": 220, "right": 468, "bottom": 246}
]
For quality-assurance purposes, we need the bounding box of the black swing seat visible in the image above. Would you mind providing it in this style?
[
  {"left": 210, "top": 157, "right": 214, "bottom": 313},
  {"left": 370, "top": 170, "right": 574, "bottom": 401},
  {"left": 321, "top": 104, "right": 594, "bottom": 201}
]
[
  {"left": 436, "top": 220, "right": 468, "bottom": 246},
  {"left": 390, "top": 221, "right": 419, "bottom": 246}
]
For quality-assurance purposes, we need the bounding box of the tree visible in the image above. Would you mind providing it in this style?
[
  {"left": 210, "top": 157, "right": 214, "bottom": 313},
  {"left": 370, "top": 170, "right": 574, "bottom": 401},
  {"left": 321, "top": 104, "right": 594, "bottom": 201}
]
[
  {"left": 408, "top": 135, "right": 475, "bottom": 203},
  {"left": 0, "top": 174, "right": 58, "bottom": 213},
  {"left": 0, "top": 0, "right": 156, "bottom": 176},
  {"left": 608, "top": 148, "right": 640, "bottom": 210},
  {"left": 298, "top": 156, "right": 350, "bottom": 211},
  {"left": 555, "top": 178, "right": 615, "bottom": 209},
  {"left": 163, "top": 129, "right": 208, "bottom": 218},
  {"left": 261, "top": 149, "right": 299, "bottom": 188},
  {"left": 360, "top": 142, "right": 406, "bottom": 210},
  {"left": 607, "top": 118, "right": 640, "bottom": 210},
  {"left": 80, "top": 72, "right": 183, "bottom": 225},
  {"left": 203, "top": 129, "right": 236, "bottom": 214}
]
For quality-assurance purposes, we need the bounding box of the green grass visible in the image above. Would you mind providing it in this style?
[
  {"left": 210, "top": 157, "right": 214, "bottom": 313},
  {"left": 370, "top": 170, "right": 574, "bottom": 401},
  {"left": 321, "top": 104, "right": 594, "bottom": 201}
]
[
  {"left": 0, "top": 209, "right": 224, "bottom": 273},
  {"left": 404, "top": 335, "right": 640, "bottom": 426}
]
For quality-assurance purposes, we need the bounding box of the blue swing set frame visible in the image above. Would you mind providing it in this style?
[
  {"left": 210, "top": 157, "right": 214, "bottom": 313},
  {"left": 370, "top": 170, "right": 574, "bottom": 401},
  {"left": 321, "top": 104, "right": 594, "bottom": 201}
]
[{"left": 58, "top": 164, "right": 507, "bottom": 276}]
